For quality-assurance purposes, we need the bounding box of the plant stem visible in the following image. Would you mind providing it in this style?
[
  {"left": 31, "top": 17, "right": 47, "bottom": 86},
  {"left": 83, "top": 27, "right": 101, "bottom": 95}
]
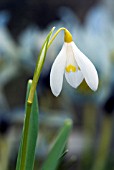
[
  {"left": 20, "top": 103, "right": 32, "bottom": 170},
  {"left": 27, "top": 41, "right": 48, "bottom": 105},
  {"left": 18, "top": 27, "right": 66, "bottom": 170},
  {"left": 28, "top": 27, "right": 68, "bottom": 104},
  {"left": 48, "top": 27, "right": 65, "bottom": 48}
]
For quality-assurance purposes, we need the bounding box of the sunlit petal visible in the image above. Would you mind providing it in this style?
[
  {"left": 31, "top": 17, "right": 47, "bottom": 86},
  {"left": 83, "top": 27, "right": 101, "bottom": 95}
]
[
  {"left": 65, "top": 70, "right": 84, "bottom": 88},
  {"left": 72, "top": 42, "right": 99, "bottom": 91},
  {"left": 50, "top": 43, "right": 67, "bottom": 96}
]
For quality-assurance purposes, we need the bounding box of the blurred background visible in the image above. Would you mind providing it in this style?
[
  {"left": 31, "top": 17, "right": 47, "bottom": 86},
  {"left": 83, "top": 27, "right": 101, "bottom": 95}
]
[{"left": 0, "top": 0, "right": 114, "bottom": 169}]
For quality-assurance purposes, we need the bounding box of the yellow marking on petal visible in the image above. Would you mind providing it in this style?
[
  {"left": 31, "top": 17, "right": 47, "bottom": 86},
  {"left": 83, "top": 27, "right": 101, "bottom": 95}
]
[
  {"left": 65, "top": 65, "right": 76, "bottom": 73},
  {"left": 64, "top": 29, "right": 73, "bottom": 43}
]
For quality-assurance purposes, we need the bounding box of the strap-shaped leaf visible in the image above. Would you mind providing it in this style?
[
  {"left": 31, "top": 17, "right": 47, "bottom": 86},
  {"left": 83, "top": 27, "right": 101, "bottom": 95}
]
[
  {"left": 41, "top": 119, "right": 72, "bottom": 170},
  {"left": 16, "top": 79, "right": 39, "bottom": 170}
]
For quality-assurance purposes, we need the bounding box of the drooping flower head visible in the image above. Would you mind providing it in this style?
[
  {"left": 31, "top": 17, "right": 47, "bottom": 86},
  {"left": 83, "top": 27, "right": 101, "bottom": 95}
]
[{"left": 50, "top": 29, "right": 99, "bottom": 96}]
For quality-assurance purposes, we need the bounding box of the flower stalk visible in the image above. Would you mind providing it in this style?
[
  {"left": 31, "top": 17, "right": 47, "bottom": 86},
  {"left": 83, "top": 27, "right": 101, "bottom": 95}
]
[
  {"left": 27, "top": 27, "right": 72, "bottom": 103},
  {"left": 48, "top": 27, "right": 65, "bottom": 48},
  {"left": 27, "top": 27, "right": 55, "bottom": 104}
]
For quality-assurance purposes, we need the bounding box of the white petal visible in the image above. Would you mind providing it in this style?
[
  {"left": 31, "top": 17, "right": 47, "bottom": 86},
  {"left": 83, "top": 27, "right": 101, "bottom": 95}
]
[
  {"left": 65, "top": 70, "right": 84, "bottom": 88},
  {"left": 65, "top": 43, "right": 78, "bottom": 69},
  {"left": 50, "top": 43, "right": 67, "bottom": 96},
  {"left": 72, "top": 42, "right": 99, "bottom": 91}
]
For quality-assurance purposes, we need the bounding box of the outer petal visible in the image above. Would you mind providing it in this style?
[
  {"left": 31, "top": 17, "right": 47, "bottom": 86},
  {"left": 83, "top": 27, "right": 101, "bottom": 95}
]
[
  {"left": 72, "top": 42, "right": 99, "bottom": 91},
  {"left": 65, "top": 70, "right": 84, "bottom": 88},
  {"left": 50, "top": 43, "right": 67, "bottom": 96}
]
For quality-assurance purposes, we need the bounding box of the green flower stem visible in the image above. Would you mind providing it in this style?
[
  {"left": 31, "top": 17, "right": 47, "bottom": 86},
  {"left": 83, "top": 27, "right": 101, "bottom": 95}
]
[
  {"left": 27, "top": 27, "right": 66, "bottom": 105},
  {"left": 27, "top": 42, "right": 48, "bottom": 105},
  {"left": 48, "top": 27, "right": 65, "bottom": 48},
  {"left": 17, "top": 26, "right": 70, "bottom": 170},
  {"left": 20, "top": 34, "right": 51, "bottom": 170},
  {"left": 20, "top": 103, "right": 32, "bottom": 170},
  {"left": 27, "top": 27, "right": 55, "bottom": 104},
  {"left": 19, "top": 28, "right": 55, "bottom": 170}
]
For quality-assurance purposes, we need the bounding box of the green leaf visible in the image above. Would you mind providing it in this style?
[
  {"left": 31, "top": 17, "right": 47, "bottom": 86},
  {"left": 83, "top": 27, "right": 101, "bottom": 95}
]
[
  {"left": 16, "top": 79, "right": 39, "bottom": 170},
  {"left": 41, "top": 119, "right": 72, "bottom": 170}
]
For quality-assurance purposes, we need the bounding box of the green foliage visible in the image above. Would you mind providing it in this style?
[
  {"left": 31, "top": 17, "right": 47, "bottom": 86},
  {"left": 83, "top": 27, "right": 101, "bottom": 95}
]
[
  {"left": 16, "top": 27, "right": 55, "bottom": 170},
  {"left": 41, "top": 119, "right": 72, "bottom": 170},
  {"left": 15, "top": 27, "right": 72, "bottom": 170},
  {"left": 16, "top": 80, "right": 39, "bottom": 170}
]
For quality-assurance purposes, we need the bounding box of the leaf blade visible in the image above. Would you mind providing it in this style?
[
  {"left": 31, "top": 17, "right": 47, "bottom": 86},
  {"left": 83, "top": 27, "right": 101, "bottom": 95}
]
[
  {"left": 41, "top": 119, "right": 72, "bottom": 170},
  {"left": 16, "top": 79, "right": 39, "bottom": 170}
]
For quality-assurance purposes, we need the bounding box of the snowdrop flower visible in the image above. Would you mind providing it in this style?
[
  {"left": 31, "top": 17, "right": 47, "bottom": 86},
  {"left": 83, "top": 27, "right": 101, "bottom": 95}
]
[{"left": 50, "top": 29, "right": 99, "bottom": 96}]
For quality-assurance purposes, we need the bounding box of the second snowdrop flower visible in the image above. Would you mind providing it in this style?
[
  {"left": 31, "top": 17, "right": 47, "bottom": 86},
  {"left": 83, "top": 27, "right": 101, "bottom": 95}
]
[{"left": 50, "top": 29, "right": 99, "bottom": 97}]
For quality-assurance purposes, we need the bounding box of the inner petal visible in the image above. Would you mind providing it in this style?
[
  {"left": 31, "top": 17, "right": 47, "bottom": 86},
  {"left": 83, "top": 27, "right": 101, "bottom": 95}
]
[
  {"left": 65, "top": 44, "right": 78, "bottom": 73},
  {"left": 65, "top": 70, "right": 84, "bottom": 88}
]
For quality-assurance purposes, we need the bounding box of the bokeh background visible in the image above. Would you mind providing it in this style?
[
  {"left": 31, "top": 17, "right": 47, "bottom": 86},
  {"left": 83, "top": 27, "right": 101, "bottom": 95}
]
[{"left": 0, "top": 0, "right": 114, "bottom": 170}]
